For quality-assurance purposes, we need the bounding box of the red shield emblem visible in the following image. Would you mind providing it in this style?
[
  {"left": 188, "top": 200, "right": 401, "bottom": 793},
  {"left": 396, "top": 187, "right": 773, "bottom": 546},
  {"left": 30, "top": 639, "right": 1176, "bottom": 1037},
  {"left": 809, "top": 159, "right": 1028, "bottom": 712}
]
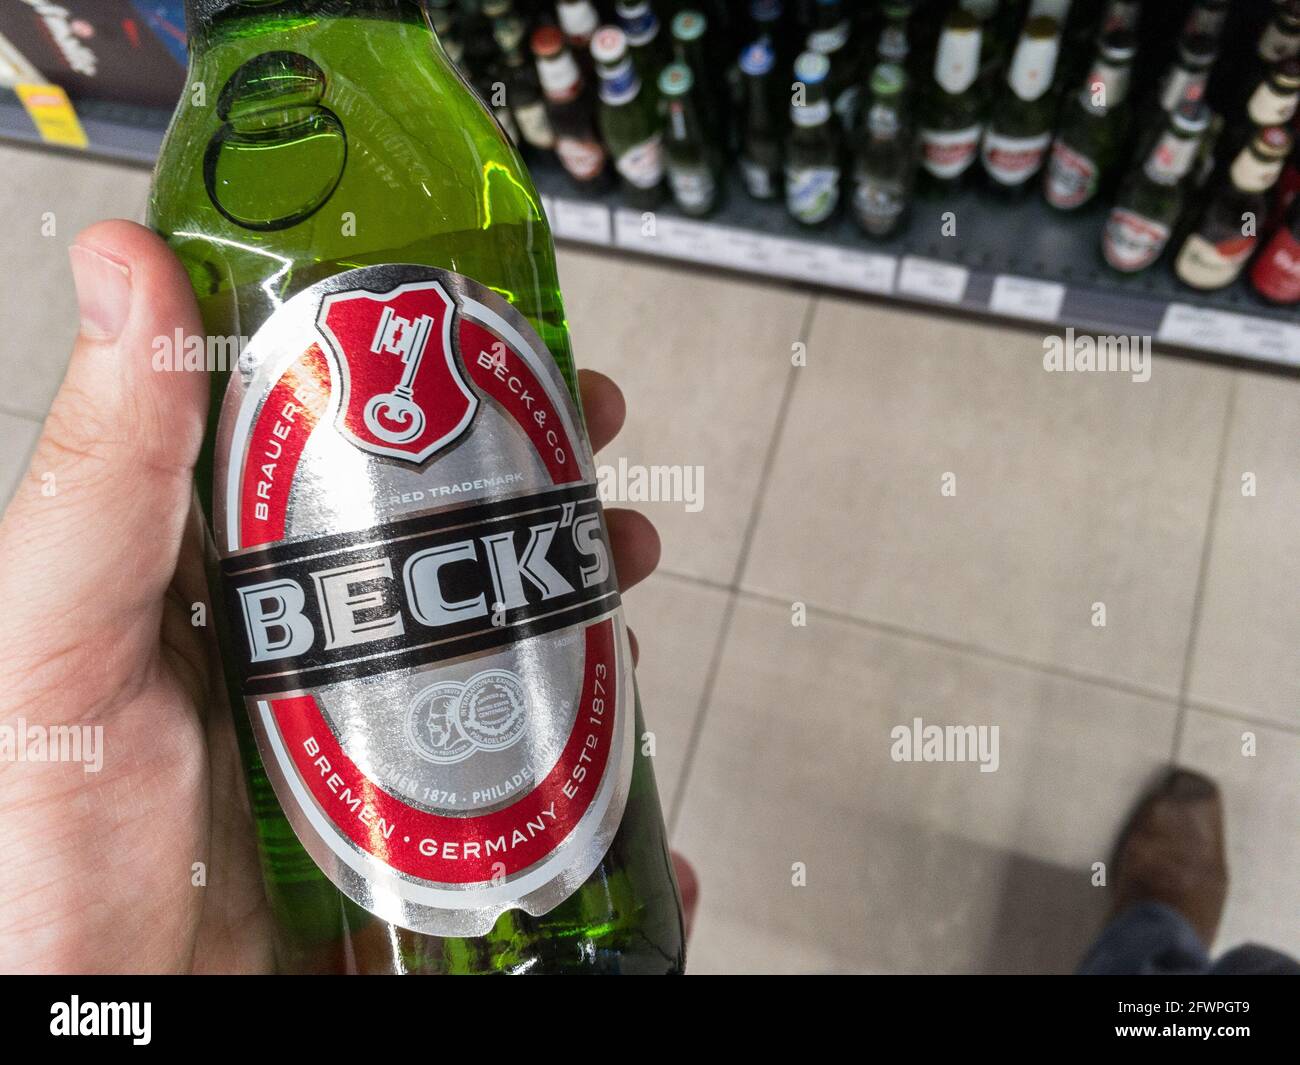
[{"left": 316, "top": 280, "right": 478, "bottom": 463}]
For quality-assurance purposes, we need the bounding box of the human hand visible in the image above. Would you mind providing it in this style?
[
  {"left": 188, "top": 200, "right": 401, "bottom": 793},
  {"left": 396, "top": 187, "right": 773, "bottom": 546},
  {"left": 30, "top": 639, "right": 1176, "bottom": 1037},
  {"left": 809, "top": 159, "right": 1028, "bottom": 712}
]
[{"left": 0, "top": 219, "right": 662, "bottom": 974}]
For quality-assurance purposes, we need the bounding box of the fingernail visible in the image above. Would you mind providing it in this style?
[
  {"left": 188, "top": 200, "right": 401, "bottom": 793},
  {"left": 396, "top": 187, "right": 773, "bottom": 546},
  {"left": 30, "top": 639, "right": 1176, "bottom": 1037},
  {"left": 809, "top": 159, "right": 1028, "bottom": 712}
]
[{"left": 69, "top": 244, "right": 132, "bottom": 341}]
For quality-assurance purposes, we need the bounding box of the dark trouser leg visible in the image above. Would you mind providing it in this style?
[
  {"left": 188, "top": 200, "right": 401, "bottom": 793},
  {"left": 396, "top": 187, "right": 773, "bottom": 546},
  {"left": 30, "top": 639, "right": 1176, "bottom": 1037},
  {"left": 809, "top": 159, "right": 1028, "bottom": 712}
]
[
  {"left": 1210, "top": 944, "right": 1300, "bottom": 975},
  {"left": 1077, "top": 901, "right": 1212, "bottom": 975}
]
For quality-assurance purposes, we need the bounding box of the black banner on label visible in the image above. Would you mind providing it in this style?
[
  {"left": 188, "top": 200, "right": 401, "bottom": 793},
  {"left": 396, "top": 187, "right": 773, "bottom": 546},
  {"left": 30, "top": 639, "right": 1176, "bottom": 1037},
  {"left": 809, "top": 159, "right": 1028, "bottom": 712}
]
[{"left": 220, "top": 484, "right": 619, "bottom": 694}]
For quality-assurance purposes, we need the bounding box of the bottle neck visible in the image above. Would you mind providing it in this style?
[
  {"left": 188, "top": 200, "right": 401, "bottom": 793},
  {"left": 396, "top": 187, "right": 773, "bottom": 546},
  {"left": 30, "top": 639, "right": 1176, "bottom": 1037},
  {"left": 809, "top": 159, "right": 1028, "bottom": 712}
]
[
  {"left": 1230, "top": 145, "right": 1285, "bottom": 194},
  {"left": 186, "top": 0, "right": 421, "bottom": 45},
  {"left": 791, "top": 83, "right": 831, "bottom": 127},
  {"left": 744, "top": 72, "right": 776, "bottom": 132},
  {"left": 878, "top": 18, "right": 910, "bottom": 65},
  {"left": 808, "top": 8, "right": 849, "bottom": 55},
  {"left": 1081, "top": 55, "right": 1131, "bottom": 114},
  {"left": 1144, "top": 127, "right": 1199, "bottom": 185},
  {"left": 537, "top": 50, "right": 583, "bottom": 101},
  {"left": 597, "top": 57, "right": 642, "bottom": 106},
  {"left": 961, "top": 0, "right": 998, "bottom": 21},
  {"left": 865, "top": 98, "right": 903, "bottom": 141},
  {"left": 933, "top": 26, "right": 982, "bottom": 95},
  {"left": 621, "top": 6, "right": 660, "bottom": 47},
  {"left": 1101, "top": 0, "right": 1140, "bottom": 34},
  {"left": 665, "top": 95, "right": 701, "bottom": 144},
  {"left": 1005, "top": 29, "right": 1060, "bottom": 102},
  {"left": 1159, "top": 60, "right": 1211, "bottom": 114}
]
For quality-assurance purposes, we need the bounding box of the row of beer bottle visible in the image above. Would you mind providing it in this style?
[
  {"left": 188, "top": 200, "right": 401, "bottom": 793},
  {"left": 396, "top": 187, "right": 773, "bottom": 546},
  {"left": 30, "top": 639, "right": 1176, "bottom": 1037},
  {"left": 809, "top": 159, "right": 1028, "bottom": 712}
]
[{"left": 434, "top": 0, "right": 1300, "bottom": 303}]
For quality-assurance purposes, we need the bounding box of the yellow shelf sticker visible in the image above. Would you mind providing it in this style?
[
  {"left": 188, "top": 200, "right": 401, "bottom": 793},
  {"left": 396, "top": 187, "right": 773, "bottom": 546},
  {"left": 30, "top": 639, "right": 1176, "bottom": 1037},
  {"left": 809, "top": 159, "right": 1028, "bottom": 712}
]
[{"left": 15, "top": 83, "right": 88, "bottom": 149}]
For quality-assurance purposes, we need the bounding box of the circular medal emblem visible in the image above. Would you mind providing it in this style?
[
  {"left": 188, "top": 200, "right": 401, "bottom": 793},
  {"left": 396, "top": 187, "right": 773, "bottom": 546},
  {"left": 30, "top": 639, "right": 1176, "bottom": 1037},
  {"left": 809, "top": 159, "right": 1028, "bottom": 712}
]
[
  {"left": 458, "top": 670, "right": 529, "bottom": 752},
  {"left": 405, "top": 681, "right": 475, "bottom": 765}
]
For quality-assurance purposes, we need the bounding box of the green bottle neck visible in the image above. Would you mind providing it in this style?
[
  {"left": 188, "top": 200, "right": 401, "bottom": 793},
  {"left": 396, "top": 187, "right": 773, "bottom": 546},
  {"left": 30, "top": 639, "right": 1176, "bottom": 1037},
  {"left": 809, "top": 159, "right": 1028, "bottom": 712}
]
[{"left": 186, "top": 0, "right": 426, "bottom": 41}]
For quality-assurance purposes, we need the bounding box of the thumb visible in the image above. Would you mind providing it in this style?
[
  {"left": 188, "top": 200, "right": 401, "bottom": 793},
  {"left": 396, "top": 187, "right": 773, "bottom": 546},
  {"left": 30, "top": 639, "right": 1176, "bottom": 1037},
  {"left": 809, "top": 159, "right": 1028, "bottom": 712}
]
[{"left": 0, "top": 220, "right": 208, "bottom": 671}]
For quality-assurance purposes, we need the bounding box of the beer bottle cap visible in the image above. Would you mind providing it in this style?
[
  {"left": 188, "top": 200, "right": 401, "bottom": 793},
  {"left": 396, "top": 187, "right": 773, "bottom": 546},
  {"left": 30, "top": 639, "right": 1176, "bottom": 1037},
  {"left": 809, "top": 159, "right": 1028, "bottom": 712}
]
[
  {"left": 615, "top": 0, "right": 649, "bottom": 16},
  {"left": 530, "top": 25, "right": 565, "bottom": 58},
  {"left": 793, "top": 51, "right": 831, "bottom": 85},
  {"left": 672, "top": 11, "right": 707, "bottom": 43},
  {"left": 658, "top": 62, "right": 694, "bottom": 97},
  {"left": 1171, "top": 99, "right": 1210, "bottom": 133},
  {"left": 740, "top": 39, "right": 776, "bottom": 77},
  {"left": 483, "top": 0, "right": 512, "bottom": 18},
  {"left": 871, "top": 63, "right": 907, "bottom": 97},
  {"left": 557, "top": 1, "right": 599, "bottom": 38},
  {"left": 591, "top": 26, "right": 629, "bottom": 65}
]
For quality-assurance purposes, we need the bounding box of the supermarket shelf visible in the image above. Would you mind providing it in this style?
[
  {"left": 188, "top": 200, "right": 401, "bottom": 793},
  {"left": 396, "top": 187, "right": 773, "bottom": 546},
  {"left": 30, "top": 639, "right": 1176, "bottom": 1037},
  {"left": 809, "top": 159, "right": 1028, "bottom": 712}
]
[
  {"left": 3, "top": 94, "right": 1297, "bottom": 371},
  {"left": 531, "top": 155, "right": 1300, "bottom": 373},
  {"left": 0, "top": 94, "right": 170, "bottom": 166}
]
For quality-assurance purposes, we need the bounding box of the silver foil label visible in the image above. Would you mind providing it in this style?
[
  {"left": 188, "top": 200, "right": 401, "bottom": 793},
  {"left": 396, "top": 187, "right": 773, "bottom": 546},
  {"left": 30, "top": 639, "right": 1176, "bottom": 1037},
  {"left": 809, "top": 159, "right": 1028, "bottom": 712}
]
[{"left": 213, "top": 265, "right": 633, "bottom": 938}]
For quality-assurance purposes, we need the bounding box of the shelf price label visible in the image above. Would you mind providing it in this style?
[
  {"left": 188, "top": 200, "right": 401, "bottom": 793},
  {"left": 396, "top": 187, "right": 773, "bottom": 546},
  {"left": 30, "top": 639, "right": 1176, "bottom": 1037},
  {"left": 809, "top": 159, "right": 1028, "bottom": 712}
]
[
  {"left": 817, "top": 247, "right": 896, "bottom": 295},
  {"left": 613, "top": 210, "right": 895, "bottom": 294},
  {"left": 1158, "top": 303, "right": 1300, "bottom": 366},
  {"left": 614, "top": 210, "right": 725, "bottom": 264},
  {"left": 898, "top": 256, "right": 969, "bottom": 304},
  {"left": 550, "top": 199, "right": 612, "bottom": 245},
  {"left": 990, "top": 275, "right": 1065, "bottom": 322},
  {"left": 767, "top": 238, "right": 894, "bottom": 294},
  {"left": 15, "top": 83, "right": 87, "bottom": 150}
]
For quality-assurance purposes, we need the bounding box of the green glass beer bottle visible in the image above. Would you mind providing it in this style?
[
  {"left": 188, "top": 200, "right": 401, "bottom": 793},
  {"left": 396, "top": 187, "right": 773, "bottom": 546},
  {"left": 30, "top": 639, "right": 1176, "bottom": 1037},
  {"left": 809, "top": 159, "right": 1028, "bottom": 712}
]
[
  {"left": 979, "top": 15, "right": 1061, "bottom": 194},
  {"left": 658, "top": 61, "right": 722, "bottom": 216},
  {"left": 149, "top": 0, "right": 685, "bottom": 975},
  {"left": 917, "top": 9, "right": 985, "bottom": 189},
  {"left": 1101, "top": 100, "right": 1210, "bottom": 274},
  {"left": 592, "top": 24, "right": 666, "bottom": 209},
  {"left": 1042, "top": 29, "right": 1136, "bottom": 212},
  {"left": 785, "top": 50, "right": 842, "bottom": 226}
]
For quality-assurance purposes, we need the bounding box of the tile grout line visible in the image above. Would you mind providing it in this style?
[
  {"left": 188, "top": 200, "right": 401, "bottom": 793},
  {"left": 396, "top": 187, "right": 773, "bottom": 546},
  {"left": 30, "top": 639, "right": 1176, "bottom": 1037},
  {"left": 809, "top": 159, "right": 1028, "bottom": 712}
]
[
  {"left": 729, "top": 585, "right": 1184, "bottom": 705},
  {"left": 1170, "top": 371, "right": 1239, "bottom": 763},
  {"left": 1181, "top": 698, "right": 1300, "bottom": 740},
  {"left": 649, "top": 570, "right": 1300, "bottom": 738},
  {"left": 665, "top": 295, "right": 820, "bottom": 836}
]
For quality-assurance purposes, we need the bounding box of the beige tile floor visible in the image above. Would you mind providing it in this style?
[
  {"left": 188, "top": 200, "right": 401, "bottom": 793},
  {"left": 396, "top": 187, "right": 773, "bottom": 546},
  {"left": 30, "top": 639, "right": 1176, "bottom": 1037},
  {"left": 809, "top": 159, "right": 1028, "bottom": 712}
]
[{"left": 1, "top": 143, "right": 1296, "bottom": 973}]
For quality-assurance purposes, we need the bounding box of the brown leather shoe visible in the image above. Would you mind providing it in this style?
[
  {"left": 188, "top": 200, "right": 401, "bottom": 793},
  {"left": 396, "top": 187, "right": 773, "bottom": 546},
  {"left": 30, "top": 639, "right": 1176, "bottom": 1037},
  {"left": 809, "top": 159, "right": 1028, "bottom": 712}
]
[{"left": 1110, "top": 769, "right": 1229, "bottom": 948}]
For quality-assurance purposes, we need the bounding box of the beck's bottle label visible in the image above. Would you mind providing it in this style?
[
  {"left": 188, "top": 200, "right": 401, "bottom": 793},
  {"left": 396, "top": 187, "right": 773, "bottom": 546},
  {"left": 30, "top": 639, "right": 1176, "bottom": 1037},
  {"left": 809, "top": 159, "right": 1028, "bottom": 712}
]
[
  {"left": 1102, "top": 207, "right": 1171, "bottom": 272},
  {"left": 981, "top": 130, "right": 1052, "bottom": 186},
  {"left": 1044, "top": 138, "right": 1099, "bottom": 208},
  {"left": 920, "top": 124, "right": 983, "bottom": 179},
  {"left": 213, "top": 265, "right": 634, "bottom": 938}
]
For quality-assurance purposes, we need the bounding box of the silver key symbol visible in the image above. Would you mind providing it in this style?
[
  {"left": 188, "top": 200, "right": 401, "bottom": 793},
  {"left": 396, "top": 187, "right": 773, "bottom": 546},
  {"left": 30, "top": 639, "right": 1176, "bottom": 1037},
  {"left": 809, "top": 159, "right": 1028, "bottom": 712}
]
[{"left": 364, "top": 305, "right": 433, "bottom": 444}]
